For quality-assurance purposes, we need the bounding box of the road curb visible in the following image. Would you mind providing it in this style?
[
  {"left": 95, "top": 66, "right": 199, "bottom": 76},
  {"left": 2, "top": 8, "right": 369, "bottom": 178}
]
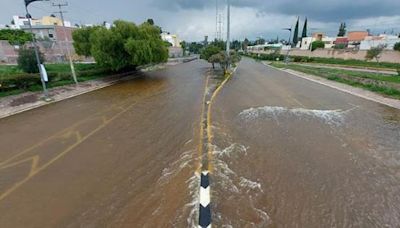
[
  {"left": 0, "top": 73, "right": 138, "bottom": 120},
  {"left": 263, "top": 62, "right": 400, "bottom": 110}
]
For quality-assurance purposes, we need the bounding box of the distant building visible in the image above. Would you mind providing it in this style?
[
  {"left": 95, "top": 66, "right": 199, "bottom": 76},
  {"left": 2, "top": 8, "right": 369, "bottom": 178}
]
[
  {"left": 11, "top": 15, "right": 72, "bottom": 29},
  {"left": 20, "top": 25, "right": 74, "bottom": 42},
  {"left": 161, "top": 32, "right": 181, "bottom": 47},
  {"left": 300, "top": 34, "right": 335, "bottom": 50},
  {"left": 347, "top": 31, "right": 369, "bottom": 48},
  {"left": 360, "top": 34, "right": 400, "bottom": 50}
]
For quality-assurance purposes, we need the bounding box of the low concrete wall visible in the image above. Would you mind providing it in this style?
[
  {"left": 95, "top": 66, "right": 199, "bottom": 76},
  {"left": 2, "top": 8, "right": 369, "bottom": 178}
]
[{"left": 250, "top": 48, "right": 400, "bottom": 64}]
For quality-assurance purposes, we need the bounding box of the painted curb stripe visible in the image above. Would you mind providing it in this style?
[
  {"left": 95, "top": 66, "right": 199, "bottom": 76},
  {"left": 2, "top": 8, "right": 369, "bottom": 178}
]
[{"left": 199, "top": 172, "right": 211, "bottom": 227}]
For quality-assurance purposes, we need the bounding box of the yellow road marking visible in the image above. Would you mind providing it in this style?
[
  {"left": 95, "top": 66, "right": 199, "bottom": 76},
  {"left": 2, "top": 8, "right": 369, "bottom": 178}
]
[
  {"left": 0, "top": 101, "right": 139, "bottom": 202},
  {"left": 197, "top": 73, "right": 211, "bottom": 174},
  {"left": 0, "top": 97, "right": 134, "bottom": 167},
  {"left": 206, "top": 73, "right": 233, "bottom": 173}
]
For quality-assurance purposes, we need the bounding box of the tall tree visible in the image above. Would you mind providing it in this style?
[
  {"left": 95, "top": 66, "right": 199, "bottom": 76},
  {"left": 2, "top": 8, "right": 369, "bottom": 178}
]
[
  {"left": 242, "top": 38, "right": 249, "bottom": 51},
  {"left": 302, "top": 17, "right": 308, "bottom": 38},
  {"left": 292, "top": 17, "right": 299, "bottom": 47},
  {"left": 337, "top": 22, "right": 347, "bottom": 37}
]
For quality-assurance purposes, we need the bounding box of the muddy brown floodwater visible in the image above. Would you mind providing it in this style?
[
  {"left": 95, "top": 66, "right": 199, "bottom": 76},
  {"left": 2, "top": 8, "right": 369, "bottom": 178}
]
[
  {"left": 1, "top": 58, "right": 400, "bottom": 228},
  {"left": 210, "top": 58, "right": 400, "bottom": 227},
  {"left": 0, "top": 60, "right": 210, "bottom": 227}
]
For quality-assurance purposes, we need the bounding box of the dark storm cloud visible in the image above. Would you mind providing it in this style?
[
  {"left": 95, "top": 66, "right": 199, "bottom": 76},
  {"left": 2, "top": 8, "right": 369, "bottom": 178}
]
[{"left": 152, "top": 0, "right": 400, "bottom": 22}]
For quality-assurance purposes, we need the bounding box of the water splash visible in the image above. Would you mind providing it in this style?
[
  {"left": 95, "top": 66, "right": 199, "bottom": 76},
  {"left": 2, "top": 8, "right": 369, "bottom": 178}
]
[{"left": 239, "top": 106, "right": 347, "bottom": 126}]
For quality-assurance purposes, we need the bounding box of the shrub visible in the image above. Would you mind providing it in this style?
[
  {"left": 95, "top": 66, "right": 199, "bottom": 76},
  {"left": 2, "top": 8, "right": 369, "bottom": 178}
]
[
  {"left": 334, "top": 43, "right": 347, "bottom": 49},
  {"left": 17, "top": 47, "right": 44, "bottom": 73},
  {"left": 366, "top": 44, "right": 386, "bottom": 62},
  {"left": 394, "top": 42, "right": 400, "bottom": 52},
  {"left": 311, "top": 40, "right": 325, "bottom": 51}
]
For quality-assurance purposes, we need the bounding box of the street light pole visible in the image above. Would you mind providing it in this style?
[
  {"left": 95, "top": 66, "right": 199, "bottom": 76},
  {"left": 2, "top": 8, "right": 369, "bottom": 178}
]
[
  {"left": 53, "top": 2, "right": 78, "bottom": 84},
  {"left": 226, "top": 0, "right": 231, "bottom": 69},
  {"left": 283, "top": 28, "right": 292, "bottom": 65},
  {"left": 24, "top": 2, "right": 49, "bottom": 98}
]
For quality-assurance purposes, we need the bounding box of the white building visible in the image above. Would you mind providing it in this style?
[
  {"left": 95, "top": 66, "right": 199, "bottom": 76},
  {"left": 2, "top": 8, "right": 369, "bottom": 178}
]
[
  {"left": 300, "top": 36, "right": 336, "bottom": 50},
  {"left": 247, "top": 43, "right": 283, "bottom": 52},
  {"left": 360, "top": 34, "right": 400, "bottom": 50},
  {"left": 11, "top": 15, "right": 72, "bottom": 29},
  {"left": 161, "top": 32, "right": 181, "bottom": 47}
]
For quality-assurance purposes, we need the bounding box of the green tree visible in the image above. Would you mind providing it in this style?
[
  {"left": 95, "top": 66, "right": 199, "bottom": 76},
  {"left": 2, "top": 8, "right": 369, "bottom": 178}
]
[
  {"left": 292, "top": 17, "right": 299, "bottom": 47},
  {"left": 188, "top": 42, "right": 204, "bottom": 54},
  {"left": 394, "top": 42, "right": 400, "bottom": 52},
  {"left": 242, "top": 38, "right": 249, "bottom": 51},
  {"left": 311, "top": 40, "right": 325, "bottom": 51},
  {"left": 73, "top": 20, "right": 167, "bottom": 71},
  {"left": 147, "top": 18, "right": 154, "bottom": 25},
  {"left": 200, "top": 45, "right": 221, "bottom": 62},
  {"left": 0, "top": 29, "right": 32, "bottom": 45},
  {"left": 366, "top": 45, "right": 386, "bottom": 62},
  {"left": 17, "top": 47, "right": 44, "bottom": 73},
  {"left": 208, "top": 51, "right": 241, "bottom": 72},
  {"left": 72, "top": 26, "right": 100, "bottom": 57},
  {"left": 337, "top": 22, "right": 346, "bottom": 37},
  {"left": 301, "top": 17, "right": 308, "bottom": 38}
]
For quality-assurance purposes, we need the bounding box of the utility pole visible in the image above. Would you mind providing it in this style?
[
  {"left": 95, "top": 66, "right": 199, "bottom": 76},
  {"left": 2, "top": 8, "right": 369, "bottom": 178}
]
[
  {"left": 53, "top": 2, "right": 78, "bottom": 84},
  {"left": 24, "top": 0, "right": 49, "bottom": 99},
  {"left": 226, "top": 0, "right": 231, "bottom": 62}
]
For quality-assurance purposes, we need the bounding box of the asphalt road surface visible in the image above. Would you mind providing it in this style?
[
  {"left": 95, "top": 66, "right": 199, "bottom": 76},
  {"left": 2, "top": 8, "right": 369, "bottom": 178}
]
[{"left": 1, "top": 58, "right": 400, "bottom": 227}]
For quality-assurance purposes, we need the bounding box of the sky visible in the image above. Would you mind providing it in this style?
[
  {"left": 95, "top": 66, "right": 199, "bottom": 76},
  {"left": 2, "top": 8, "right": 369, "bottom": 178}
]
[{"left": 1, "top": 0, "right": 400, "bottom": 41}]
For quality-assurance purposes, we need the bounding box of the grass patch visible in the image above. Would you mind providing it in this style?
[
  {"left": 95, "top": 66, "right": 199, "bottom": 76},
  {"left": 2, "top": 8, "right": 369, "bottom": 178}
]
[{"left": 0, "top": 63, "right": 113, "bottom": 98}]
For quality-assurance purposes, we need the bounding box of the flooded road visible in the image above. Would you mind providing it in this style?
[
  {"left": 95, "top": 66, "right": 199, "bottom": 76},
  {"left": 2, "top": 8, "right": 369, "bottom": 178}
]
[
  {"left": 210, "top": 58, "right": 400, "bottom": 227},
  {"left": 0, "top": 60, "right": 209, "bottom": 227},
  {"left": 1, "top": 57, "right": 400, "bottom": 227}
]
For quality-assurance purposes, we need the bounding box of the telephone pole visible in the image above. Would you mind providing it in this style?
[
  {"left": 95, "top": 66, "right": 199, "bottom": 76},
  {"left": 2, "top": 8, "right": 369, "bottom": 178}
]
[
  {"left": 226, "top": 0, "right": 231, "bottom": 60},
  {"left": 52, "top": 2, "right": 78, "bottom": 84}
]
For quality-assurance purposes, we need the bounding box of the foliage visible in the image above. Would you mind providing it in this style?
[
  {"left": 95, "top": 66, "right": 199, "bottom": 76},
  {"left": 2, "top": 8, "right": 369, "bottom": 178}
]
[
  {"left": 337, "top": 22, "right": 347, "bottom": 37},
  {"left": 246, "top": 52, "right": 400, "bottom": 69},
  {"left": 231, "top": 40, "right": 242, "bottom": 51},
  {"left": 17, "top": 48, "right": 44, "bottom": 73},
  {"left": 311, "top": 40, "right": 325, "bottom": 51},
  {"left": 334, "top": 43, "right": 347, "bottom": 49},
  {"left": 200, "top": 45, "right": 222, "bottom": 62},
  {"left": 0, "top": 63, "right": 110, "bottom": 96},
  {"left": 0, "top": 29, "right": 33, "bottom": 45},
  {"left": 301, "top": 18, "right": 308, "bottom": 38},
  {"left": 292, "top": 17, "right": 299, "bottom": 46},
  {"left": 73, "top": 20, "right": 168, "bottom": 71},
  {"left": 394, "top": 42, "right": 400, "bottom": 52},
  {"left": 366, "top": 45, "right": 386, "bottom": 62},
  {"left": 188, "top": 42, "right": 204, "bottom": 54},
  {"left": 242, "top": 38, "right": 249, "bottom": 51},
  {"left": 72, "top": 26, "right": 100, "bottom": 57},
  {"left": 208, "top": 51, "right": 241, "bottom": 72}
]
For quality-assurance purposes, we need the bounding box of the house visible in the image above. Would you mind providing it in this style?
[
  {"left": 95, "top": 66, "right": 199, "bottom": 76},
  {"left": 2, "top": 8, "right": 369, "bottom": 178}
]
[
  {"left": 161, "top": 32, "right": 181, "bottom": 47},
  {"left": 20, "top": 25, "right": 74, "bottom": 42},
  {"left": 360, "top": 34, "right": 400, "bottom": 50},
  {"left": 347, "top": 31, "right": 369, "bottom": 48},
  {"left": 11, "top": 15, "right": 72, "bottom": 29}
]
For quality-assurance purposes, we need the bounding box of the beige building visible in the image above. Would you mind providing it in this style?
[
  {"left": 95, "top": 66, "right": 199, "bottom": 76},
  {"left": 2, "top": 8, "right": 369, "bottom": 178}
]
[{"left": 161, "top": 32, "right": 181, "bottom": 47}]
